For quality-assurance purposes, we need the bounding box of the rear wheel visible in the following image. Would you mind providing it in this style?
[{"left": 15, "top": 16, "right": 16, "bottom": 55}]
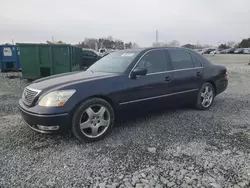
[
  {"left": 72, "top": 98, "right": 115, "bottom": 142},
  {"left": 195, "top": 82, "right": 215, "bottom": 110}
]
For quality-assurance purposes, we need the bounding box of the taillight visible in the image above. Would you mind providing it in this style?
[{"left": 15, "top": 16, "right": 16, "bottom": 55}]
[{"left": 224, "top": 71, "right": 228, "bottom": 79}]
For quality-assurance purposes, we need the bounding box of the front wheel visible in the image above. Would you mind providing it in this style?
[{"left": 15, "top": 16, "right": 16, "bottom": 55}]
[
  {"left": 72, "top": 98, "right": 115, "bottom": 142},
  {"left": 195, "top": 82, "right": 215, "bottom": 110}
]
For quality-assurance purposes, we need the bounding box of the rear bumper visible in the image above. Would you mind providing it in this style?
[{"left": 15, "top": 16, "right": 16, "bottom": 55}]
[
  {"left": 216, "top": 79, "right": 228, "bottom": 95},
  {"left": 18, "top": 100, "right": 71, "bottom": 133}
]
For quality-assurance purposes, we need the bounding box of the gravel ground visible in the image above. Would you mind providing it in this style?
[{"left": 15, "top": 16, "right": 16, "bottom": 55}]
[{"left": 1, "top": 55, "right": 250, "bottom": 188}]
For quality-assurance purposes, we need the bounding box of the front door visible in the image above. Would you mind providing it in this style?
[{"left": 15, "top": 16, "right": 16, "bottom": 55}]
[{"left": 119, "top": 49, "right": 173, "bottom": 109}]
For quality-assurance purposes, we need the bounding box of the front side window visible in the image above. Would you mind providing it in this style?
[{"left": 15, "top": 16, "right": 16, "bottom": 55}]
[
  {"left": 135, "top": 50, "right": 168, "bottom": 74},
  {"left": 168, "top": 49, "right": 194, "bottom": 70}
]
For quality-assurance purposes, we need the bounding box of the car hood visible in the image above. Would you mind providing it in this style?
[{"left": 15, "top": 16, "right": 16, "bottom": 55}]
[{"left": 29, "top": 71, "right": 119, "bottom": 91}]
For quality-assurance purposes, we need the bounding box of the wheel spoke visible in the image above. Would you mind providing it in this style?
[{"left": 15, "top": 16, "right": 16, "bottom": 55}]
[
  {"left": 80, "top": 120, "right": 91, "bottom": 129},
  {"left": 201, "top": 92, "right": 206, "bottom": 97},
  {"left": 201, "top": 99, "right": 207, "bottom": 106},
  {"left": 86, "top": 107, "right": 95, "bottom": 118},
  {"left": 205, "top": 86, "right": 209, "bottom": 94},
  {"left": 97, "top": 106, "right": 106, "bottom": 117},
  {"left": 91, "top": 126, "right": 99, "bottom": 136},
  {"left": 99, "top": 119, "right": 109, "bottom": 127},
  {"left": 208, "top": 91, "right": 213, "bottom": 97},
  {"left": 209, "top": 96, "right": 213, "bottom": 103}
]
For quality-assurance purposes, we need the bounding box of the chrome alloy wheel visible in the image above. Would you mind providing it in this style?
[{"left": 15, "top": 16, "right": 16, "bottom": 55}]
[
  {"left": 200, "top": 85, "right": 214, "bottom": 108},
  {"left": 79, "top": 105, "right": 110, "bottom": 138}
]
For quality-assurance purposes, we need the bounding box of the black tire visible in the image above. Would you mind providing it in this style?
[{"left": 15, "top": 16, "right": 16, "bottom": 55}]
[
  {"left": 72, "top": 98, "right": 115, "bottom": 142},
  {"left": 195, "top": 82, "right": 215, "bottom": 110}
]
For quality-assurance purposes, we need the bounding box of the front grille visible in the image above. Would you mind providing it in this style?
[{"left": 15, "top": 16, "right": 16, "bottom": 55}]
[{"left": 22, "top": 87, "right": 40, "bottom": 105}]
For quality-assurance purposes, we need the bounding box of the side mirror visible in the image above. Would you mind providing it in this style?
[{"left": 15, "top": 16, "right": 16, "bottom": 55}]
[{"left": 131, "top": 67, "right": 147, "bottom": 78}]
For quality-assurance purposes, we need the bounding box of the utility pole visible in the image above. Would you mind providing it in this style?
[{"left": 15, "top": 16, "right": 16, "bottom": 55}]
[{"left": 156, "top": 30, "right": 159, "bottom": 47}]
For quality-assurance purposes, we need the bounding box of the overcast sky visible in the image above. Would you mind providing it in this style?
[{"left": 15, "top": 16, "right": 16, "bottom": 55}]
[{"left": 0, "top": 0, "right": 250, "bottom": 47}]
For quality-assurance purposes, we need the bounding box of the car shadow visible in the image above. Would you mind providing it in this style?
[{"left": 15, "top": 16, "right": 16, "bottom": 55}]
[
  {"left": 41, "top": 104, "right": 190, "bottom": 141},
  {"left": 114, "top": 104, "right": 191, "bottom": 127}
]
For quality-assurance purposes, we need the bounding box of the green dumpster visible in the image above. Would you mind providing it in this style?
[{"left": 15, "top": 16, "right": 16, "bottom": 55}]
[{"left": 17, "top": 43, "right": 82, "bottom": 80}]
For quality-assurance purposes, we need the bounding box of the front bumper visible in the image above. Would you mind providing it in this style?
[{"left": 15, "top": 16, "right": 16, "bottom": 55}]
[{"left": 18, "top": 100, "right": 71, "bottom": 133}]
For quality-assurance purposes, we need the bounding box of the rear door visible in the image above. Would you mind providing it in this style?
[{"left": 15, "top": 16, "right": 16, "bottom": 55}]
[
  {"left": 119, "top": 49, "right": 174, "bottom": 108},
  {"left": 166, "top": 48, "right": 203, "bottom": 103},
  {"left": 190, "top": 52, "right": 204, "bottom": 87}
]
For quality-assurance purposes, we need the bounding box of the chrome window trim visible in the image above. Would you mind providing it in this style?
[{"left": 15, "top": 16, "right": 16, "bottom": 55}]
[
  {"left": 129, "top": 48, "right": 204, "bottom": 78},
  {"left": 146, "top": 67, "right": 203, "bottom": 76},
  {"left": 119, "top": 88, "right": 199, "bottom": 105}
]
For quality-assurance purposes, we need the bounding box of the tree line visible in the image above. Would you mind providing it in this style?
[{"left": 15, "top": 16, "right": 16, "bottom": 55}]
[
  {"left": 75, "top": 36, "right": 139, "bottom": 50},
  {"left": 44, "top": 36, "right": 250, "bottom": 50},
  {"left": 237, "top": 38, "right": 250, "bottom": 48},
  {"left": 217, "top": 38, "right": 250, "bottom": 49},
  {"left": 182, "top": 38, "right": 250, "bottom": 49}
]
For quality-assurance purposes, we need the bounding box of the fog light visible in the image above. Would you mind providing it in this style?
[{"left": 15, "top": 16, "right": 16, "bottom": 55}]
[{"left": 37, "top": 125, "right": 59, "bottom": 131}]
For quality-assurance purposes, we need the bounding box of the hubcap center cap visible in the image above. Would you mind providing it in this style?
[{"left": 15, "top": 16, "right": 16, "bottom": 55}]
[{"left": 92, "top": 116, "right": 100, "bottom": 125}]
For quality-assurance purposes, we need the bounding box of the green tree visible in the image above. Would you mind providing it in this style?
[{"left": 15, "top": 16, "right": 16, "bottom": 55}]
[
  {"left": 125, "top": 42, "right": 132, "bottom": 49},
  {"left": 182, "top": 44, "right": 196, "bottom": 49},
  {"left": 238, "top": 38, "right": 250, "bottom": 48},
  {"left": 77, "top": 36, "right": 138, "bottom": 50},
  {"left": 167, "top": 40, "right": 180, "bottom": 47},
  {"left": 218, "top": 44, "right": 230, "bottom": 49},
  {"left": 132, "top": 42, "right": 139, "bottom": 49}
]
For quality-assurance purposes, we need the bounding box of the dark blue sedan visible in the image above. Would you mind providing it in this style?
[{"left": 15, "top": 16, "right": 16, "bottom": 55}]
[{"left": 19, "top": 47, "right": 228, "bottom": 142}]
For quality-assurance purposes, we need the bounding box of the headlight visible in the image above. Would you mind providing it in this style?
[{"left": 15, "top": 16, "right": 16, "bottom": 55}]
[{"left": 38, "top": 90, "right": 76, "bottom": 107}]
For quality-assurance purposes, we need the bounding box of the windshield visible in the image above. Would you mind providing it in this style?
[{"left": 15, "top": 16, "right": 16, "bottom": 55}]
[{"left": 87, "top": 51, "right": 140, "bottom": 73}]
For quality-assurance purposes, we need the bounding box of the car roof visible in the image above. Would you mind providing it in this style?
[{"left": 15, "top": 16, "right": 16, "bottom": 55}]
[
  {"left": 113, "top": 48, "right": 145, "bottom": 52},
  {"left": 118, "top": 47, "right": 198, "bottom": 53},
  {"left": 104, "top": 47, "right": 212, "bottom": 56}
]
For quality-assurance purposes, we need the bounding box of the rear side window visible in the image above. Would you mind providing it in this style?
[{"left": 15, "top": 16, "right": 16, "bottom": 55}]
[
  {"left": 190, "top": 53, "right": 203, "bottom": 67},
  {"left": 168, "top": 49, "right": 194, "bottom": 70},
  {"left": 136, "top": 50, "right": 168, "bottom": 74}
]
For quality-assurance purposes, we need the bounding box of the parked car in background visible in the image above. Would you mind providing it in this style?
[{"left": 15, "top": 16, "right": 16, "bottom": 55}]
[
  {"left": 234, "top": 48, "right": 244, "bottom": 54},
  {"left": 202, "top": 48, "right": 216, "bottom": 54},
  {"left": 220, "top": 49, "right": 228, "bottom": 54},
  {"left": 81, "top": 48, "right": 101, "bottom": 70},
  {"left": 99, "top": 48, "right": 108, "bottom": 57},
  {"left": 225, "top": 48, "right": 236, "bottom": 54},
  {"left": 196, "top": 49, "right": 203, "bottom": 54},
  {"left": 209, "top": 50, "right": 216, "bottom": 54},
  {"left": 243, "top": 49, "right": 250, "bottom": 54},
  {"left": 210, "top": 49, "right": 222, "bottom": 54},
  {"left": 19, "top": 47, "right": 228, "bottom": 142}
]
